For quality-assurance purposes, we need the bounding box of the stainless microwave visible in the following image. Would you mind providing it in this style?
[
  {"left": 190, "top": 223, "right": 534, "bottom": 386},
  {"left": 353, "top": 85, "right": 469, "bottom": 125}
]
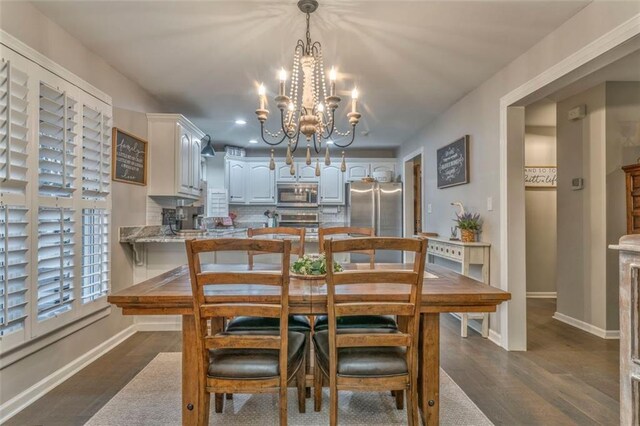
[{"left": 276, "top": 183, "right": 319, "bottom": 208}]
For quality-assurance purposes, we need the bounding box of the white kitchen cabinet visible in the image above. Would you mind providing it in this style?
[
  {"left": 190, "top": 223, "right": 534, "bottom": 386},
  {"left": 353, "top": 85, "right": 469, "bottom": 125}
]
[
  {"left": 276, "top": 161, "right": 319, "bottom": 183},
  {"left": 226, "top": 159, "right": 247, "bottom": 203},
  {"left": 246, "top": 162, "right": 275, "bottom": 204},
  {"left": 346, "top": 162, "right": 370, "bottom": 182},
  {"left": 277, "top": 163, "right": 297, "bottom": 182},
  {"left": 298, "top": 163, "right": 319, "bottom": 182},
  {"left": 371, "top": 161, "right": 396, "bottom": 178},
  {"left": 147, "top": 114, "right": 205, "bottom": 199},
  {"left": 320, "top": 163, "right": 344, "bottom": 204}
]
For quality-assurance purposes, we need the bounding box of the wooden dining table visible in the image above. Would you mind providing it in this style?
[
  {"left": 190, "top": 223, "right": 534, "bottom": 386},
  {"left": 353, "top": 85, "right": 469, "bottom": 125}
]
[{"left": 108, "top": 262, "right": 510, "bottom": 425}]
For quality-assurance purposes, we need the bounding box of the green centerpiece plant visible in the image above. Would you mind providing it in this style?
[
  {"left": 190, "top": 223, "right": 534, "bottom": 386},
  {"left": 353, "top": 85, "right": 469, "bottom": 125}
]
[{"left": 291, "top": 253, "right": 343, "bottom": 277}]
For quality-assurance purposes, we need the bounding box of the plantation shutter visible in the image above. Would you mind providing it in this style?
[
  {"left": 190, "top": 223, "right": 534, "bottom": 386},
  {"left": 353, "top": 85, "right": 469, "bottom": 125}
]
[
  {"left": 81, "top": 209, "right": 108, "bottom": 303},
  {"left": 38, "top": 82, "right": 77, "bottom": 198},
  {"left": 36, "top": 207, "right": 75, "bottom": 321},
  {"left": 0, "top": 59, "right": 30, "bottom": 195},
  {"left": 82, "top": 105, "right": 111, "bottom": 200},
  {"left": 0, "top": 205, "right": 29, "bottom": 337}
]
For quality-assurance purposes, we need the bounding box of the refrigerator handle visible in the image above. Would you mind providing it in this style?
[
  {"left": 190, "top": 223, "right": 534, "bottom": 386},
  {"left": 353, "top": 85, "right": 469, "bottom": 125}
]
[{"left": 375, "top": 184, "right": 380, "bottom": 235}]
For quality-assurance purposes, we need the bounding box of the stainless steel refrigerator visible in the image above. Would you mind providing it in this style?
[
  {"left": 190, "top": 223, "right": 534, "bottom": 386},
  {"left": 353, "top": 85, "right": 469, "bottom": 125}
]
[{"left": 348, "top": 181, "right": 403, "bottom": 263}]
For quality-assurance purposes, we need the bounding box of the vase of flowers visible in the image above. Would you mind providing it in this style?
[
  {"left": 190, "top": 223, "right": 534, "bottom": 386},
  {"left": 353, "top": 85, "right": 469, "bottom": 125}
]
[
  {"left": 454, "top": 212, "right": 481, "bottom": 243},
  {"left": 291, "top": 253, "right": 343, "bottom": 279}
]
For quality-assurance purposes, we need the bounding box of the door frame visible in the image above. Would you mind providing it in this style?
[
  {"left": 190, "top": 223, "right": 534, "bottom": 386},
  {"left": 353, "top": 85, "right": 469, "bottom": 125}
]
[
  {"left": 402, "top": 148, "right": 424, "bottom": 262},
  {"left": 499, "top": 15, "right": 640, "bottom": 350}
]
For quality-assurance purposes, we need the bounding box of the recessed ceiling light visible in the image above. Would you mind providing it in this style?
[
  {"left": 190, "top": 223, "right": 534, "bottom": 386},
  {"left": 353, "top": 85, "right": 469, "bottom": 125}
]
[
  {"left": 249, "top": 139, "right": 258, "bottom": 144},
  {"left": 235, "top": 119, "right": 247, "bottom": 125}
]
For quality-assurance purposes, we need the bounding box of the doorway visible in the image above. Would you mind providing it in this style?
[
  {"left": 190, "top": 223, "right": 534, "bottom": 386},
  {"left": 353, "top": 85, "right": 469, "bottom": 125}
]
[{"left": 500, "top": 29, "right": 640, "bottom": 350}]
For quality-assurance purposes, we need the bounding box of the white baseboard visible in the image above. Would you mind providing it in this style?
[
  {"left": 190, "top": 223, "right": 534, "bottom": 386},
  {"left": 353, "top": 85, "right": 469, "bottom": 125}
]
[
  {"left": 0, "top": 324, "right": 137, "bottom": 424},
  {"left": 134, "top": 315, "right": 182, "bottom": 331},
  {"left": 488, "top": 329, "right": 503, "bottom": 347},
  {"left": 526, "top": 292, "right": 557, "bottom": 299},
  {"left": 448, "top": 313, "right": 504, "bottom": 347},
  {"left": 553, "top": 312, "right": 620, "bottom": 339}
]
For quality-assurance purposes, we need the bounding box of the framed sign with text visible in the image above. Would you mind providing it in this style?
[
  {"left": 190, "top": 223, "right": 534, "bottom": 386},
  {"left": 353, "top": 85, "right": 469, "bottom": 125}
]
[
  {"left": 437, "top": 135, "right": 469, "bottom": 189},
  {"left": 112, "top": 128, "right": 148, "bottom": 186},
  {"left": 524, "top": 166, "right": 557, "bottom": 187}
]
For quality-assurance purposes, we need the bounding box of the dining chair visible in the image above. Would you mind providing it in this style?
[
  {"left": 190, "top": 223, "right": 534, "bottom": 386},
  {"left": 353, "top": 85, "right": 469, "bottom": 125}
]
[
  {"left": 225, "top": 227, "right": 312, "bottom": 395},
  {"left": 185, "top": 238, "right": 307, "bottom": 425},
  {"left": 313, "top": 237, "right": 427, "bottom": 426},
  {"left": 314, "top": 226, "right": 398, "bottom": 333}
]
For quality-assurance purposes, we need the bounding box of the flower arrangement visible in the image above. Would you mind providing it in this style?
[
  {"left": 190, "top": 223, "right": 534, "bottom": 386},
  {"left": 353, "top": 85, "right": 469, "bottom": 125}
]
[
  {"left": 291, "top": 253, "right": 343, "bottom": 276},
  {"left": 454, "top": 212, "right": 481, "bottom": 242}
]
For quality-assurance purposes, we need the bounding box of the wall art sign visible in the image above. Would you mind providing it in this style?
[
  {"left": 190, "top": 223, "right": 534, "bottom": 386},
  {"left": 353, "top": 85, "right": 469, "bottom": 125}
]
[
  {"left": 524, "top": 166, "right": 557, "bottom": 187},
  {"left": 437, "top": 135, "right": 469, "bottom": 189},
  {"left": 112, "top": 128, "right": 148, "bottom": 186}
]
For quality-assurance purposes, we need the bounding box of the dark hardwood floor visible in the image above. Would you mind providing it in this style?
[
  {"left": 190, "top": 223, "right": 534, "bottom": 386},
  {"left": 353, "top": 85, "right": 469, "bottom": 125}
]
[{"left": 7, "top": 299, "right": 619, "bottom": 425}]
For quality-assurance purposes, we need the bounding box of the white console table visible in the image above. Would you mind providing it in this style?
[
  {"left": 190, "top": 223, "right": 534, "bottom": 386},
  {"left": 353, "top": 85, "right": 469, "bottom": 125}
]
[{"left": 426, "top": 237, "right": 491, "bottom": 338}]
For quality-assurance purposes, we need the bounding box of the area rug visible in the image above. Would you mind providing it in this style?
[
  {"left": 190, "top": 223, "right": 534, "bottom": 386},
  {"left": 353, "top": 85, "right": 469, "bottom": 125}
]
[{"left": 86, "top": 353, "right": 492, "bottom": 425}]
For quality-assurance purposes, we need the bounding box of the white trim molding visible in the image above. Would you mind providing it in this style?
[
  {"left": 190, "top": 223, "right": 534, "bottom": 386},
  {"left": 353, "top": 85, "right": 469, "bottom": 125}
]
[
  {"left": 134, "top": 315, "right": 182, "bottom": 331},
  {"left": 526, "top": 292, "right": 557, "bottom": 299},
  {"left": 553, "top": 312, "right": 620, "bottom": 339},
  {"left": 0, "top": 325, "right": 137, "bottom": 424}
]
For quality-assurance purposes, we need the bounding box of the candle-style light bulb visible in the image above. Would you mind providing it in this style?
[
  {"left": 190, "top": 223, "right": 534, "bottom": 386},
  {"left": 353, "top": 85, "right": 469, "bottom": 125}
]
[
  {"left": 258, "top": 83, "right": 266, "bottom": 110},
  {"left": 351, "top": 87, "right": 358, "bottom": 113},
  {"left": 278, "top": 68, "right": 286, "bottom": 96},
  {"left": 317, "top": 103, "right": 324, "bottom": 113},
  {"left": 288, "top": 102, "right": 295, "bottom": 111},
  {"left": 329, "top": 67, "right": 337, "bottom": 96}
]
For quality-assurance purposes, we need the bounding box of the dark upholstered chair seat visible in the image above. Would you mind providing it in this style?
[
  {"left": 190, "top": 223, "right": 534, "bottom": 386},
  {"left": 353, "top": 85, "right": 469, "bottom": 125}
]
[
  {"left": 313, "top": 315, "right": 398, "bottom": 331},
  {"left": 208, "top": 331, "right": 306, "bottom": 379},
  {"left": 226, "top": 315, "right": 311, "bottom": 332},
  {"left": 313, "top": 329, "right": 407, "bottom": 377}
]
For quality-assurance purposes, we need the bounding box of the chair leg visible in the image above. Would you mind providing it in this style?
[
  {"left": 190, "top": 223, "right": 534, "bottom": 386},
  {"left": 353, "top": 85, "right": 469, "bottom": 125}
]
[
  {"left": 395, "top": 389, "right": 404, "bottom": 410},
  {"left": 297, "top": 357, "right": 306, "bottom": 413},
  {"left": 313, "top": 359, "right": 323, "bottom": 412},
  {"left": 304, "top": 331, "right": 311, "bottom": 398},
  {"left": 329, "top": 379, "right": 338, "bottom": 426},
  {"left": 279, "top": 380, "right": 288, "bottom": 426},
  {"left": 214, "top": 393, "right": 224, "bottom": 413}
]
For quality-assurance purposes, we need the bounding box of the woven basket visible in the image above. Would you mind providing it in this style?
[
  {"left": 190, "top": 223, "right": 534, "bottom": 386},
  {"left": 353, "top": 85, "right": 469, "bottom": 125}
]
[{"left": 460, "top": 229, "right": 476, "bottom": 243}]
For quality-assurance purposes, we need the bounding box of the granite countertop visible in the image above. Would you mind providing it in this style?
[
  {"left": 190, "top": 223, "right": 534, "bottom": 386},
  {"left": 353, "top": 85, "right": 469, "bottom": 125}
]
[{"left": 120, "top": 225, "right": 248, "bottom": 243}]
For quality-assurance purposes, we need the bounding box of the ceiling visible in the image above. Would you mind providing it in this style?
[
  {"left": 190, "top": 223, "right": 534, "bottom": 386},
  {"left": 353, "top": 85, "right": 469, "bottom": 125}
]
[{"left": 33, "top": 0, "right": 589, "bottom": 148}]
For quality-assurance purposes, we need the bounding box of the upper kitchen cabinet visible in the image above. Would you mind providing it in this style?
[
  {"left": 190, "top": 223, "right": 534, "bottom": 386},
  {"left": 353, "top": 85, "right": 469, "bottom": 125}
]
[
  {"left": 226, "top": 158, "right": 275, "bottom": 204},
  {"left": 345, "top": 160, "right": 397, "bottom": 182},
  {"left": 245, "top": 161, "right": 275, "bottom": 204},
  {"left": 147, "top": 114, "right": 205, "bottom": 199},
  {"left": 346, "top": 162, "right": 370, "bottom": 182},
  {"left": 320, "top": 163, "right": 345, "bottom": 205},
  {"left": 276, "top": 161, "right": 319, "bottom": 183},
  {"left": 226, "top": 158, "right": 247, "bottom": 203}
]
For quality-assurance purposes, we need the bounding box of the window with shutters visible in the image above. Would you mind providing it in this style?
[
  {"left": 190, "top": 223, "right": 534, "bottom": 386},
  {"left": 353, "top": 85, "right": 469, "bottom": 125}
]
[
  {"left": 0, "top": 59, "right": 30, "bottom": 195},
  {"left": 81, "top": 209, "right": 108, "bottom": 303},
  {"left": 1, "top": 39, "right": 113, "bottom": 354},
  {"left": 0, "top": 205, "right": 29, "bottom": 339}
]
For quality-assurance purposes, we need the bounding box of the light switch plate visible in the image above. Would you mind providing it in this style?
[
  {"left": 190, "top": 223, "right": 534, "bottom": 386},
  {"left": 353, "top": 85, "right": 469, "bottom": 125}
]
[
  {"left": 427, "top": 203, "right": 432, "bottom": 214},
  {"left": 487, "top": 197, "right": 493, "bottom": 211}
]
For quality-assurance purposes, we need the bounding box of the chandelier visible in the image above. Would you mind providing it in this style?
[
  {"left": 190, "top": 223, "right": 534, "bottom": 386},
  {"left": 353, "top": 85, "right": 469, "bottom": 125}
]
[{"left": 255, "top": 0, "right": 361, "bottom": 175}]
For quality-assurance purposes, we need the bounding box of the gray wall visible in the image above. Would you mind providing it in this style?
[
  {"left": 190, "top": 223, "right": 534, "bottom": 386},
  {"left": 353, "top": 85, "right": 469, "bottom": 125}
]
[
  {"left": 556, "top": 84, "right": 607, "bottom": 330},
  {"left": 524, "top": 123, "right": 557, "bottom": 294},
  {"left": 0, "top": 2, "right": 162, "bottom": 406},
  {"left": 398, "top": 2, "right": 640, "bottom": 338}
]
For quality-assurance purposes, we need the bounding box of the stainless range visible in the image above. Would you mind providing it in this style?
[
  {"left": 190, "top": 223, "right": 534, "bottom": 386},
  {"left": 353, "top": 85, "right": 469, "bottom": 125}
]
[{"left": 277, "top": 210, "right": 319, "bottom": 239}]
